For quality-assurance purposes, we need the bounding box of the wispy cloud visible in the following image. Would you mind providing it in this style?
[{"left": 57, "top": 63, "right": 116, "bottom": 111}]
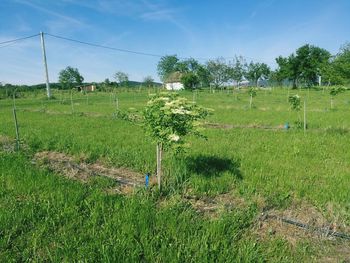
[
  {"left": 14, "top": 0, "right": 84, "bottom": 26},
  {"left": 140, "top": 8, "right": 176, "bottom": 21}
]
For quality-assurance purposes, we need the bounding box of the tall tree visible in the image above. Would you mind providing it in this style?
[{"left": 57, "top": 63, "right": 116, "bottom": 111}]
[
  {"left": 114, "top": 71, "right": 129, "bottom": 87},
  {"left": 157, "top": 55, "right": 179, "bottom": 82},
  {"left": 295, "top": 44, "right": 331, "bottom": 87},
  {"left": 273, "top": 56, "right": 290, "bottom": 86},
  {"left": 245, "top": 62, "right": 270, "bottom": 87},
  {"left": 228, "top": 56, "right": 246, "bottom": 87},
  {"left": 276, "top": 44, "right": 331, "bottom": 88},
  {"left": 206, "top": 58, "right": 230, "bottom": 89},
  {"left": 331, "top": 42, "right": 350, "bottom": 84},
  {"left": 58, "top": 66, "right": 84, "bottom": 89},
  {"left": 196, "top": 65, "right": 211, "bottom": 87},
  {"left": 176, "top": 58, "right": 201, "bottom": 73}
]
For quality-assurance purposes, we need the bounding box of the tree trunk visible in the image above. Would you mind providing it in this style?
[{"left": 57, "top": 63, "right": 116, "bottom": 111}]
[
  {"left": 250, "top": 94, "right": 253, "bottom": 109},
  {"left": 292, "top": 78, "right": 297, "bottom": 89}
]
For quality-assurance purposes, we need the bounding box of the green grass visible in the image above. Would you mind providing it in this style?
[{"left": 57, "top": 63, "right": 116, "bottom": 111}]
[{"left": 1, "top": 87, "right": 349, "bottom": 261}]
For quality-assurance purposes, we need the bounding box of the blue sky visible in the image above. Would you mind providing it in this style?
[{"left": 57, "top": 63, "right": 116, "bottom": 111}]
[{"left": 0, "top": 0, "right": 349, "bottom": 84}]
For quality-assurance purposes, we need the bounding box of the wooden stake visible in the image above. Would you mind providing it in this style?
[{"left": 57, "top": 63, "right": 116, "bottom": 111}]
[
  {"left": 13, "top": 108, "right": 20, "bottom": 151},
  {"left": 156, "top": 143, "right": 162, "bottom": 189},
  {"left": 70, "top": 90, "right": 74, "bottom": 114},
  {"left": 304, "top": 99, "right": 307, "bottom": 133}
]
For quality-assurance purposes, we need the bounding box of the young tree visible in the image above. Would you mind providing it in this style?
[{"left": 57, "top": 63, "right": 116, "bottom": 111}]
[
  {"left": 157, "top": 55, "right": 179, "bottom": 82},
  {"left": 288, "top": 94, "right": 302, "bottom": 127},
  {"left": 58, "top": 66, "right": 84, "bottom": 89},
  {"left": 114, "top": 71, "right": 129, "bottom": 87},
  {"left": 143, "top": 92, "right": 210, "bottom": 189},
  {"left": 248, "top": 87, "right": 257, "bottom": 109},
  {"left": 245, "top": 62, "right": 270, "bottom": 87}
]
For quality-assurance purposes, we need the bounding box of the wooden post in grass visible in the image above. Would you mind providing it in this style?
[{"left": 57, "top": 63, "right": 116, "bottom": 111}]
[
  {"left": 70, "top": 89, "right": 74, "bottom": 114},
  {"left": 156, "top": 143, "right": 162, "bottom": 189},
  {"left": 13, "top": 108, "right": 20, "bottom": 151},
  {"left": 249, "top": 94, "right": 253, "bottom": 109},
  {"left": 115, "top": 96, "right": 119, "bottom": 110},
  {"left": 304, "top": 99, "right": 307, "bottom": 133}
]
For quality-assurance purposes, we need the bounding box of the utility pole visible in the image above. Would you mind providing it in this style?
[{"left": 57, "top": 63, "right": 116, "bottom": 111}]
[{"left": 40, "top": 32, "right": 51, "bottom": 99}]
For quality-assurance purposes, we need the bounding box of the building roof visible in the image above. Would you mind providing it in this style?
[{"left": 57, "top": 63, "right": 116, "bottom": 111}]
[{"left": 164, "top": 71, "right": 184, "bottom": 83}]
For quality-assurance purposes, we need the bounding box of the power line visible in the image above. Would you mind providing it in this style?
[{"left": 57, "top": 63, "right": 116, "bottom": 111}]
[
  {"left": 0, "top": 32, "right": 273, "bottom": 64},
  {"left": 45, "top": 33, "right": 164, "bottom": 58},
  {"left": 44, "top": 32, "right": 273, "bottom": 64},
  {"left": 0, "top": 33, "right": 40, "bottom": 46}
]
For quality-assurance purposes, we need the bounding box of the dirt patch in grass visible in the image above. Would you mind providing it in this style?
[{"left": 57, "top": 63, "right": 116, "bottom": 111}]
[
  {"left": 0, "top": 135, "right": 16, "bottom": 152},
  {"left": 205, "top": 122, "right": 285, "bottom": 130},
  {"left": 184, "top": 192, "right": 246, "bottom": 217},
  {"left": 34, "top": 151, "right": 144, "bottom": 192},
  {"left": 256, "top": 201, "right": 350, "bottom": 261}
]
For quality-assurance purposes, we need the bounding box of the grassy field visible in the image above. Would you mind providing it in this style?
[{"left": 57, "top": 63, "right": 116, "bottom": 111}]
[{"left": 1, "top": 87, "right": 350, "bottom": 262}]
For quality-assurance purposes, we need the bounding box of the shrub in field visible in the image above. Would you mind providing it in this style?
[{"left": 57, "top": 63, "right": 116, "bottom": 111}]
[
  {"left": 248, "top": 87, "right": 257, "bottom": 109},
  {"left": 143, "top": 92, "right": 211, "bottom": 189},
  {"left": 288, "top": 94, "right": 301, "bottom": 111},
  {"left": 329, "top": 86, "right": 346, "bottom": 109},
  {"left": 288, "top": 94, "right": 303, "bottom": 128}
]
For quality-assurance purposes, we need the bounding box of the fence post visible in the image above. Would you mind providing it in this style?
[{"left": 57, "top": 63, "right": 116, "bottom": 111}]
[
  {"left": 304, "top": 99, "right": 307, "bottom": 133},
  {"left": 13, "top": 108, "right": 20, "bottom": 151}
]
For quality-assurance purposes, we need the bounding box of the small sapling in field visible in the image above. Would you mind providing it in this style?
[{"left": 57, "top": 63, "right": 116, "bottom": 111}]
[
  {"left": 248, "top": 87, "right": 257, "bottom": 109},
  {"left": 143, "top": 92, "right": 211, "bottom": 189},
  {"left": 288, "top": 94, "right": 303, "bottom": 128}
]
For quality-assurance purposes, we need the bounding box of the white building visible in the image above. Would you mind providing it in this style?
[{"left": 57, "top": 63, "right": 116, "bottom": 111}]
[{"left": 164, "top": 72, "right": 184, "bottom": 91}]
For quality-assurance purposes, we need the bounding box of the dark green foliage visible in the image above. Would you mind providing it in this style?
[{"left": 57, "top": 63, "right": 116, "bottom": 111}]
[
  {"left": 275, "top": 44, "right": 331, "bottom": 88},
  {"left": 245, "top": 62, "right": 270, "bottom": 87},
  {"left": 157, "top": 55, "right": 179, "bottom": 82},
  {"left": 180, "top": 72, "right": 199, "bottom": 90},
  {"left": 58, "top": 66, "right": 84, "bottom": 89}
]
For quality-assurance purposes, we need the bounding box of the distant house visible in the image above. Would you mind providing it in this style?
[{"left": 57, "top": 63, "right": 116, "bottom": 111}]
[
  {"left": 164, "top": 72, "right": 184, "bottom": 90},
  {"left": 77, "top": 84, "right": 96, "bottom": 92}
]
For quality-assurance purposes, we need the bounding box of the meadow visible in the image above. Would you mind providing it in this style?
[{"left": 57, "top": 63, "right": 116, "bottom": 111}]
[{"left": 1, "top": 87, "right": 349, "bottom": 262}]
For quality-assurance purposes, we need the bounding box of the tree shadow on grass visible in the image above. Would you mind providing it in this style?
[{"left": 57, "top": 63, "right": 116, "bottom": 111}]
[{"left": 185, "top": 155, "right": 242, "bottom": 180}]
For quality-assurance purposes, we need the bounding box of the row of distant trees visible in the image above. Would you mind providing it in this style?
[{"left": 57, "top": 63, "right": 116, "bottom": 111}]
[
  {"left": 157, "top": 43, "right": 350, "bottom": 90},
  {"left": 56, "top": 66, "right": 156, "bottom": 90}
]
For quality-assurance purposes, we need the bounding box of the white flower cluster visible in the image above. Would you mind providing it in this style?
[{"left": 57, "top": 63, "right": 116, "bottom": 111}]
[
  {"left": 168, "top": 134, "right": 180, "bottom": 142},
  {"left": 171, "top": 107, "right": 191, "bottom": 115}
]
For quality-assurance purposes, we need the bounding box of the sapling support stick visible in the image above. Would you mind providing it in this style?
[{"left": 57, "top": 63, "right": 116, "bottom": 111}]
[
  {"left": 250, "top": 94, "right": 253, "bottom": 109},
  {"left": 304, "top": 99, "right": 307, "bottom": 133},
  {"left": 70, "top": 89, "right": 74, "bottom": 114},
  {"left": 13, "top": 108, "right": 20, "bottom": 151},
  {"left": 156, "top": 143, "right": 162, "bottom": 189},
  {"left": 330, "top": 97, "right": 333, "bottom": 109}
]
